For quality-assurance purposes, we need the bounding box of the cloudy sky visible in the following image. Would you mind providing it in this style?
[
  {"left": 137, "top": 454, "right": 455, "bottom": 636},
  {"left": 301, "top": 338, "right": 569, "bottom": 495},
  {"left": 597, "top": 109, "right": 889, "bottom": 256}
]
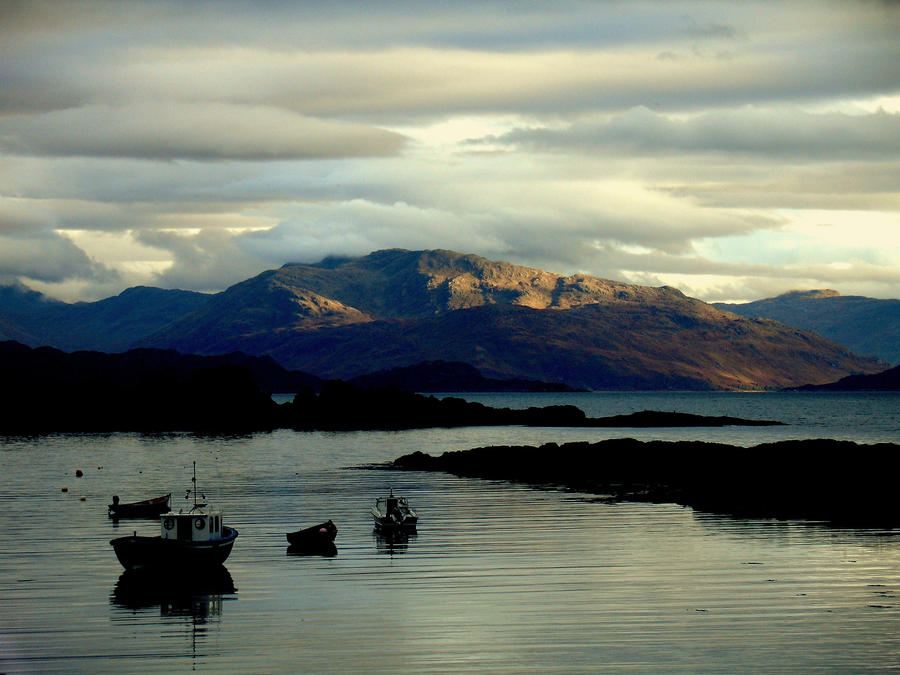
[{"left": 2, "top": 0, "right": 899, "bottom": 303}]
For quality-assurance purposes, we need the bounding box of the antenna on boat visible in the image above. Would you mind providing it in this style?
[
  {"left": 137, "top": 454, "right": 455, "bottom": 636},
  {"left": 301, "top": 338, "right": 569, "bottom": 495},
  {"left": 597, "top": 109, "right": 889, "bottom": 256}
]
[{"left": 192, "top": 461, "right": 198, "bottom": 508}]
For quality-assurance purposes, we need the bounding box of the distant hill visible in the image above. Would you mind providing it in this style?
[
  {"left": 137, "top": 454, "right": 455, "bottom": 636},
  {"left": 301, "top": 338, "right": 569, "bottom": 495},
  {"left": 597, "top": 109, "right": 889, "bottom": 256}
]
[
  {"left": 1, "top": 249, "right": 886, "bottom": 390},
  {"left": 348, "top": 360, "right": 578, "bottom": 392},
  {"left": 790, "top": 364, "right": 900, "bottom": 391},
  {"left": 0, "top": 341, "right": 290, "bottom": 432},
  {"left": 0, "top": 340, "right": 321, "bottom": 395},
  {"left": 715, "top": 290, "right": 900, "bottom": 365},
  {"left": 0, "top": 284, "right": 209, "bottom": 352}
]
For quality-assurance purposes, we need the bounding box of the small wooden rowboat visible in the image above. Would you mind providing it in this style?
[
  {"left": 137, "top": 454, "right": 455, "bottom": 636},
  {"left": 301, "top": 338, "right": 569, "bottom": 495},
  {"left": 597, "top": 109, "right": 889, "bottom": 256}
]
[
  {"left": 108, "top": 493, "right": 171, "bottom": 519},
  {"left": 286, "top": 520, "right": 337, "bottom": 550}
]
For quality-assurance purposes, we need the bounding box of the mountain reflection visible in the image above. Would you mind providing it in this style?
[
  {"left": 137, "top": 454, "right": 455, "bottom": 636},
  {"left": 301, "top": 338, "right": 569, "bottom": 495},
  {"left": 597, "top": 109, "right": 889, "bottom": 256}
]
[
  {"left": 111, "top": 565, "right": 236, "bottom": 617},
  {"left": 374, "top": 528, "right": 417, "bottom": 555}
]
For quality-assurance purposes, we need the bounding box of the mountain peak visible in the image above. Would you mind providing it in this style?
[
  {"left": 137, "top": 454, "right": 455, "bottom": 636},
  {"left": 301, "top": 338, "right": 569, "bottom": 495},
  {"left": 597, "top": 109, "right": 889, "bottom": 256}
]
[
  {"left": 778, "top": 289, "right": 841, "bottom": 300},
  {"left": 272, "top": 248, "right": 688, "bottom": 316}
]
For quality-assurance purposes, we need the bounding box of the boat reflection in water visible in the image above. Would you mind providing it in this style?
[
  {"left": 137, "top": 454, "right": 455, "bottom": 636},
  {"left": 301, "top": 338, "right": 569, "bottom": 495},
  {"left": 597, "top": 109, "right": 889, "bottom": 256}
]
[
  {"left": 287, "top": 541, "right": 338, "bottom": 557},
  {"left": 111, "top": 565, "right": 236, "bottom": 618},
  {"left": 374, "top": 528, "right": 417, "bottom": 555}
]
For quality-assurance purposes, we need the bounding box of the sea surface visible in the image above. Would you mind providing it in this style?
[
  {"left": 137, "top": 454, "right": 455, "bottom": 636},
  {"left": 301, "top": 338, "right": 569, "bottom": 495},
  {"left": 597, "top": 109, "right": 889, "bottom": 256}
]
[{"left": 1, "top": 392, "right": 898, "bottom": 673}]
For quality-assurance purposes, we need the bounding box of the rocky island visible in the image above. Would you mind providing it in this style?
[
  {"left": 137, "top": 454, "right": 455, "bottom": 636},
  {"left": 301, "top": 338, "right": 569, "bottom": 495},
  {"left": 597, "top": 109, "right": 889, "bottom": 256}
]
[{"left": 390, "top": 439, "right": 900, "bottom": 527}]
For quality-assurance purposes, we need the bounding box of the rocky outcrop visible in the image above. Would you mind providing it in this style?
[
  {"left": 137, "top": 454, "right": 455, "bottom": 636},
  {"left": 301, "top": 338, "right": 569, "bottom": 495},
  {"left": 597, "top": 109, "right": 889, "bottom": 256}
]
[{"left": 391, "top": 438, "right": 900, "bottom": 527}]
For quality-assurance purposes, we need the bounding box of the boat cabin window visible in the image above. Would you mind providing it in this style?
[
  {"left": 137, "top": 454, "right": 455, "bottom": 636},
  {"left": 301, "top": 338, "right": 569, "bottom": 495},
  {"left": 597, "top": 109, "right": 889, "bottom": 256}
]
[{"left": 209, "top": 517, "right": 214, "bottom": 533}]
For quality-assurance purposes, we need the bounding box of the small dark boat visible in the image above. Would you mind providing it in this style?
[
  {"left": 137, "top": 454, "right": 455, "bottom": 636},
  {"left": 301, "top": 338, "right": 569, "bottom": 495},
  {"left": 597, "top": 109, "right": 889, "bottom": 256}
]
[
  {"left": 286, "top": 520, "right": 337, "bottom": 551},
  {"left": 108, "top": 493, "right": 171, "bottom": 519},
  {"left": 110, "top": 463, "right": 238, "bottom": 571},
  {"left": 372, "top": 489, "right": 418, "bottom": 530}
]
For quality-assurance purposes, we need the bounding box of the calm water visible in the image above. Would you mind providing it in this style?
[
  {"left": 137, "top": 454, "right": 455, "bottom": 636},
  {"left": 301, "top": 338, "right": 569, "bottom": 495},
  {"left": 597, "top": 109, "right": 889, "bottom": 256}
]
[{"left": 1, "top": 392, "right": 898, "bottom": 673}]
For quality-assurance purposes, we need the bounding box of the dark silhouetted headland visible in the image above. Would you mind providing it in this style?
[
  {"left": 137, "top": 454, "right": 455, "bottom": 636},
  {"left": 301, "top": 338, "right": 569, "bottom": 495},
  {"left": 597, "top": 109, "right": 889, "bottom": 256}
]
[
  {"left": 282, "top": 383, "right": 783, "bottom": 431},
  {"left": 0, "top": 341, "right": 782, "bottom": 432},
  {"left": 788, "top": 364, "right": 900, "bottom": 391},
  {"left": 390, "top": 439, "right": 900, "bottom": 527}
]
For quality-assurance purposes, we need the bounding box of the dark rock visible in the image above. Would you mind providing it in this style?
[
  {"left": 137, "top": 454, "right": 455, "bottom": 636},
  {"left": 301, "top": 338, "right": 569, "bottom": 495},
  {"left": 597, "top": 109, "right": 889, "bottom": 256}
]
[{"left": 389, "top": 438, "right": 900, "bottom": 527}]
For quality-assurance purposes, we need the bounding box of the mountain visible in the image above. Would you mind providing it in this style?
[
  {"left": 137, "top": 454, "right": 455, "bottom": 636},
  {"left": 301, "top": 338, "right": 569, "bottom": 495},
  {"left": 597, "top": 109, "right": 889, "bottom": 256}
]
[
  {"left": 714, "top": 290, "right": 900, "bottom": 365},
  {"left": 790, "top": 364, "right": 900, "bottom": 391},
  {"left": 1, "top": 249, "right": 887, "bottom": 390},
  {"left": 0, "top": 284, "right": 209, "bottom": 352},
  {"left": 138, "top": 249, "right": 883, "bottom": 390},
  {"left": 0, "top": 282, "right": 61, "bottom": 345}
]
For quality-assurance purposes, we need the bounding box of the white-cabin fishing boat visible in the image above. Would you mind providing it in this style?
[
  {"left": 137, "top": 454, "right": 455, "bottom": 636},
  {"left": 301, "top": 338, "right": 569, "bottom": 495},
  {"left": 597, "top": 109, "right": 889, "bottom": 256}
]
[
  {"left": 371, "top": 489, "right": 418, "bottom": 530},
  {"left": 110, "top": 463, "right": 238, "bottom": 571}
]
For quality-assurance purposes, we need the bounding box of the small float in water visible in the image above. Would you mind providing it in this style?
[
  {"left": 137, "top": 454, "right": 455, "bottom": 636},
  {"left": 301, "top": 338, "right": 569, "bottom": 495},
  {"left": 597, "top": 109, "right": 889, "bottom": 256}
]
[
  {"left": 109, "top": 463, "right": 237, "bottom": 571},
  {"left": 371, "top": 489, "right": 418, "bottom": 531}
]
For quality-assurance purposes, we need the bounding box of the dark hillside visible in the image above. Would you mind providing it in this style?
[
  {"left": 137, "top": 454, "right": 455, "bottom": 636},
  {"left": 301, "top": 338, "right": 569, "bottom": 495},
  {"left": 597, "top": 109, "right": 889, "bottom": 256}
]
[{"left": 715, "top": 290, "right": 900, "bottom": 364}]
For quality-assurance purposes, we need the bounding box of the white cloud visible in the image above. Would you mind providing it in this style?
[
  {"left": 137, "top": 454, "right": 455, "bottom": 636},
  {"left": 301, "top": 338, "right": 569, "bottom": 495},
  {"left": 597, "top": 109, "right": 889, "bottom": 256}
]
[
  {"left": 1, "top": 0, "right": 898, "bottom": 303},
  {"left": 0, "top": 103, "right": 406, "bottom": 160},
  {"left": 491, "top": 107, "right": 900, "bottom": 160}
]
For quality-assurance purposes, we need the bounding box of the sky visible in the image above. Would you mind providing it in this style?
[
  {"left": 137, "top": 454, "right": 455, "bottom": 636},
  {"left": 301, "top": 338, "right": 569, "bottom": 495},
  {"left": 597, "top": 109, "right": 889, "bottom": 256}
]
[{"left": 2, "top": 0, "right": 899, "bottom": 304}]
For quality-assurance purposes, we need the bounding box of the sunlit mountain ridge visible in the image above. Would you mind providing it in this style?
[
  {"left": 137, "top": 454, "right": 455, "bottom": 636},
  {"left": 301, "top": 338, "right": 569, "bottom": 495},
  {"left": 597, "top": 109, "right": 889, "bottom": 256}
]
[{"left": 0, "top": 249, "right": 887, "bottom": 390}]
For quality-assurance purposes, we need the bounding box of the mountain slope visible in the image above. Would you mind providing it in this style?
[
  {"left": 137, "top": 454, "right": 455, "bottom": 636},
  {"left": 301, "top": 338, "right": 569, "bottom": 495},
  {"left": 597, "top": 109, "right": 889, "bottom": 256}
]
[
  {"left": 715, "top": 290, "right": 900, "bottom": 365},
  {"left": 0, "top": 285, "right": 210, "bottom": 352},
  {"left": 255, "top": 302, "right": 877, "bottom": 390},
  {"left": 2, "top": 250, "right": 886, "bottom": 390},
  {"left": 142, "top": 250, "right": 884, "bottom": 390},
  {"left": 145, "top": 248, "right": 677, "bottom": 354}
]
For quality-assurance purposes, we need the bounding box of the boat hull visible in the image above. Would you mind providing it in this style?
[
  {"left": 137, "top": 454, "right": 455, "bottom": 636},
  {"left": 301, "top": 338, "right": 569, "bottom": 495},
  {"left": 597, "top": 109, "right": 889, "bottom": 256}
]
[
  {"left": 108, "top": 494, "right": 171, "bottom": 520},
  {"left": 372, "top": 515, "right": 418, "bottom": 531},
  {"left": 286, "top": 520, "right": 337, "bottom": 548},
  {"left": 110, "top": 527, "right": 238, "bottom": 571}
]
